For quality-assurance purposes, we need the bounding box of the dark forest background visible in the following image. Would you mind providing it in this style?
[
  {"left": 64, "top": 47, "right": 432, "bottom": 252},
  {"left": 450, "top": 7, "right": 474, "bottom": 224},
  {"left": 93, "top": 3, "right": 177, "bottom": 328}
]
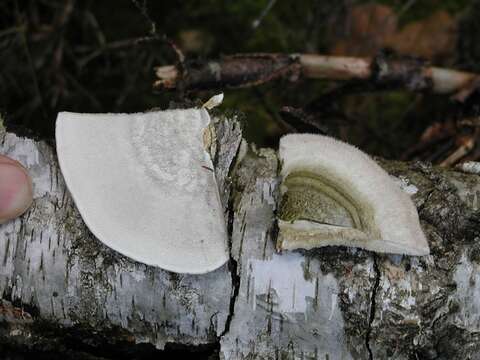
[{"left": 1, "top": 0, "right": 480, "bottom": 165}]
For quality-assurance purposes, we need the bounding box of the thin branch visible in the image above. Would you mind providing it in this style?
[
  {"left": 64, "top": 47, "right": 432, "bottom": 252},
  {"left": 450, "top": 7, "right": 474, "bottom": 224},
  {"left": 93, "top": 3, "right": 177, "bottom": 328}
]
[
  {"left": 0, "top": 25, "right": 25, "bottom": 39},
  {"left": 154, "top": 53, "right": 479, "bottom": 97},
  {"left": 440, "top": 136, "right": 476, "bottom": 167},
  {"left": 251, "top": 0, "right": 277, "bottom": 29}
]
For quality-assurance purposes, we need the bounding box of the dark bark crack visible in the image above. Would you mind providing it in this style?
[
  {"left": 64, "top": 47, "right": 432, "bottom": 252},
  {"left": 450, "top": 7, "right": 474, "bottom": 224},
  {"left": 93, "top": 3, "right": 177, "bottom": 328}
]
[
  {"left": 219, "top": 176, "right": 242, "bottom": 339},
  {"left": 365, "top": 254, "right": 381, "bottom": 360},
  {"left": 219, "top": 257, "right": 240, "bottom": 338}
]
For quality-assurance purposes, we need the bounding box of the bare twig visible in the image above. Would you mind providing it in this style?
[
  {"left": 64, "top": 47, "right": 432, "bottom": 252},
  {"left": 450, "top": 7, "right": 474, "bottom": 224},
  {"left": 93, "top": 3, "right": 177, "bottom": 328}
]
[
  {"left": 252, "top": 0, "right": 277, "bottom": 29},
  {"left": 78, "top": 35, "right": 164, "bottom": 67},
  {"left": 155, "top": 53, "right": 302, "bottom": 90},
  {"left": 0, "top": 25, "right": 25, "bottom": 39},
  {"left": 154, "top": 53, "right": 479, "bottom": 97},
  {"left": 459, "top": 117, "right": 480, "bottom": 128},
  {"left": 440, "top": 136, "right": 476, "bottom": 167},
  {"left": 131, "top": 0, "right": 157, "bottom": 35}
]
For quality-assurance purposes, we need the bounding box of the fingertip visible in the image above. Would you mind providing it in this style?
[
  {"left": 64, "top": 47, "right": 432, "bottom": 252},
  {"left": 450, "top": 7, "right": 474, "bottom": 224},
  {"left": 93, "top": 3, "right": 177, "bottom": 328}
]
[{"left": 0, "top": 161, "right": 33, "bottom": 224}]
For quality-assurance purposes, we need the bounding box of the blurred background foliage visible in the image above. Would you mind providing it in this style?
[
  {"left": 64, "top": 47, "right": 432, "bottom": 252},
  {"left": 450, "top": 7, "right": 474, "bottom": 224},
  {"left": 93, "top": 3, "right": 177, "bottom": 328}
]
[{"left": 1, "top": 0, "right": 479, "bottom": 160}]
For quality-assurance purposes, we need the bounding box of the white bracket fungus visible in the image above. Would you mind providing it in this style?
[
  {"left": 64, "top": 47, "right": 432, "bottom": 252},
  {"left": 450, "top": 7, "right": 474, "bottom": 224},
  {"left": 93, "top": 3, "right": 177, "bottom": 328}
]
[
  {"left": 277, "top": 134, "right": 430, "bottom": 256},
  {"left": 56, "top": 100, "right": 228, "bottom": 274}
]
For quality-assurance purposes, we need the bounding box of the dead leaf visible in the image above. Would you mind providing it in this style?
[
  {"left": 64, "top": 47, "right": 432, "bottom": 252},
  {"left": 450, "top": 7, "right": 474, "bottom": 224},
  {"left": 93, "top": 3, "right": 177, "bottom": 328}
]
[
  {"left": 331, "top": 5, "right": 457, "bottom": 62},
  {"left": 386, "top": 11, "right": 457, "bottom": 61},
  {"left": 331, "top": 4, "right": 397, "bottom": 57}
]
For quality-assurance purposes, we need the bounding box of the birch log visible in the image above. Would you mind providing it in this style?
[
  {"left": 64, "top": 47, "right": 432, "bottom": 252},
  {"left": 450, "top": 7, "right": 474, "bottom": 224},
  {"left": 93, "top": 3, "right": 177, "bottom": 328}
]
[{"left": 0, "top": 114, "right": 479, "bottom": 359}]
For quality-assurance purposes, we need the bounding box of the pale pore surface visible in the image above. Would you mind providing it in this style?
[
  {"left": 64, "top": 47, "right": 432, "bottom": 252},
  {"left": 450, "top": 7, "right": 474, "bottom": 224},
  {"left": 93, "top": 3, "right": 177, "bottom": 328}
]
[
  {"left": 56, "top": 109, "right": 229, "bottom": 274},
  {"left": 279, "top": 134, "right": 430, "bottom": 256}
]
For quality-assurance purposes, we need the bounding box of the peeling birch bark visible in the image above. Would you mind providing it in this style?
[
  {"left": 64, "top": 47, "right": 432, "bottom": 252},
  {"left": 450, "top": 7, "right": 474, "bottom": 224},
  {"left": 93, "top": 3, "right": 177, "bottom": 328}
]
[
  {"left": 0, "top": 115, "right": 480, "bottom": 359},
  {"left": 221, "top": 146, "right": 373, "bottom": 359}
]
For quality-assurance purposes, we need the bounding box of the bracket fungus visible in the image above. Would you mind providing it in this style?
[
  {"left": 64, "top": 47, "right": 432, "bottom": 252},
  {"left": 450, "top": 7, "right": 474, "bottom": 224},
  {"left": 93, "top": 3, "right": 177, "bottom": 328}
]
[
  {"left": 55, "top": 102, "right": 228, "bottom": 274},
  {"left": 277, "top": 134, "right": 430, "bottom": 256}
]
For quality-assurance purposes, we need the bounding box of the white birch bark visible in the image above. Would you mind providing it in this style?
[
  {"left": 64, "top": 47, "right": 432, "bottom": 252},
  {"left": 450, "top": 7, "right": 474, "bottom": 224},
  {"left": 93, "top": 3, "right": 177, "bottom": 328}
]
[{"left": 1, "top": 117, "right": 479, "bottom": 359}]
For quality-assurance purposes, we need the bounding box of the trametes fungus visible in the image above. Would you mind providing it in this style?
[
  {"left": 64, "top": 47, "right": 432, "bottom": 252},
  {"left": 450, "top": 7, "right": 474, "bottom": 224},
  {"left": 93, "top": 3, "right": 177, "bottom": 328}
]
[
  {"left": 277, "top": 134, "right": 430, "bottom": 256},
  {"left": 55, "top": 98, "right": 228, "bottom": 274}
]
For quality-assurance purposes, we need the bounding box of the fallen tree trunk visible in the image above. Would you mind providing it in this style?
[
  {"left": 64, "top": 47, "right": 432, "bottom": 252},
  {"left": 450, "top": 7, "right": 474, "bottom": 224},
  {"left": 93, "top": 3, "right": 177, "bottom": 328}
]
[{"left": 0, "top": 114, "right": 479, "bottom": 359}]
